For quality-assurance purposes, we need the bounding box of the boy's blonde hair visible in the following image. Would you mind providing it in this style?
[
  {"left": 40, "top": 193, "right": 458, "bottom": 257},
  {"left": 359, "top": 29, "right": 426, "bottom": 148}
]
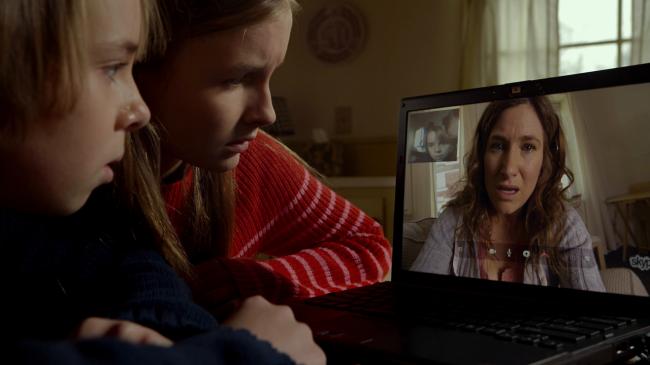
[{"left": 0, "top": 0, "right": 164, "bottom": 135}]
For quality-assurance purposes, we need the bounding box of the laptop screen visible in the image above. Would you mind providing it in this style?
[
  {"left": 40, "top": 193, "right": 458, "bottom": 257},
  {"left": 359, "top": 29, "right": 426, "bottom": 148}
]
[{"left": 398, "top": 65, "right": 650, "bottom": 297}]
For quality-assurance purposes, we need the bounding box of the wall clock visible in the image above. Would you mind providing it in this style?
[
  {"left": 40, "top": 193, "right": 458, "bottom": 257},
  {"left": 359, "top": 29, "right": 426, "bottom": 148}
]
[{"left": 307, "top": 3, "right": 367, "bottom": 64}]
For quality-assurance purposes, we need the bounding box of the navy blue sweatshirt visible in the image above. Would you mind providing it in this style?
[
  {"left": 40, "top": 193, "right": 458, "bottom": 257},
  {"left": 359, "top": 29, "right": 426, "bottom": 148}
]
[{"left": 1, "top": 188, "right": 295, "bottom": 364}]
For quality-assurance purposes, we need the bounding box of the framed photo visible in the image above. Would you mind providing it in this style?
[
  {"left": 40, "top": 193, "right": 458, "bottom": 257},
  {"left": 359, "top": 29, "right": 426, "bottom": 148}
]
[{"left": 406, "top": 107, "right": 460, "bottom": 163}]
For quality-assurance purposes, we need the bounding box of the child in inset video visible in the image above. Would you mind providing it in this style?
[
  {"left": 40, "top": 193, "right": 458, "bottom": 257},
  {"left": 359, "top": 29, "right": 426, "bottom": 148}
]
[
  {"left": 425, "top": 123, "right": 453, "bottom": 161},
  {"left": 410, "top": 110, "right": 458, "bottom": 163},
  {"left": 411, "top": 96, "right": 605, "bottom": 291}
]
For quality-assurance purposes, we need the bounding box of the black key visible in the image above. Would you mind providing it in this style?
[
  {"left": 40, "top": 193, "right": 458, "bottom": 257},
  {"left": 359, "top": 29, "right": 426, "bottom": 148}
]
[
  {"left": 478, "top": 327, "right": 505, "bottom": 336},
  {"left": 539, "top": 340, "right": 564, "bottom": 350},
  {"left": 463, "top": 318, "right": 482, "bottom": 326},
  {"left": 526, "top": 333, "right": 548, "bottom": 340},
  {"left": 578, "top": 316, "right": 627, "bottom": 328},
  {"left": 531, "top": 315, "right": 555, "bottom": 323},
  {"left": 461, "top": 324, "right": 484, "bottom": 332},
  {"left": 552, "top": 318, "right": 576, "bottom": 326},
  {"left": 541, "top": 323, "right": 601, "bottom": 337},
  {"left": 473, "top": 319, "right": 496, "bottom": 327},
  {"left": 611, "top": 316, "right": 638, "bottom": 325},
  {"left": 517, "top": 326, "right": 586, "bottom": 342},
  {"left": 573, "top": 321, "right": 614, "bottom": 332},
  {"left": 516, "top": 336, "right": 541, "bottom": 345},
  {"left": 494, "top": 322, "right": 521, "bottom": 330},
  {"left": 497, "top": 332, "right": 518, "bottom": 341},
  {"left": 523, "top": 320, "right": 545, "bottom": 327}
]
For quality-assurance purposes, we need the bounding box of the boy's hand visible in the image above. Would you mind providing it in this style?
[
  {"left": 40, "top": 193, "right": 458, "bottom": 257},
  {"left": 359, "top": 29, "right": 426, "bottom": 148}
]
[
  {"left": 74, "top": 317, "right": 173, "bottom": 347},
  {"left": 224, "top": 295, "right": 326, "bottom": 365}
]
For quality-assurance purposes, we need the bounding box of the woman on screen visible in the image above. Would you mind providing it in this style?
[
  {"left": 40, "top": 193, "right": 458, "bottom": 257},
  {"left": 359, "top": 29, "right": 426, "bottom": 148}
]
[{"left": 411, "top": 96, "right": 605, "bottom": 291}]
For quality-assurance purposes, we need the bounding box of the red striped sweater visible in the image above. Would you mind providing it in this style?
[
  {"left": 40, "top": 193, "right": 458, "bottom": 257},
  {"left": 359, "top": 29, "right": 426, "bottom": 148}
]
[{"left": 162, "top": 132, "right": 392, "bottom": 310}]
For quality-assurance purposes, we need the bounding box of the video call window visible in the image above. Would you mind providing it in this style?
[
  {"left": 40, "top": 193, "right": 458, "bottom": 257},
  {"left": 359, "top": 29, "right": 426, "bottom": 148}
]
[{"left": 403, "top": 81, "right": 650, "bottom": 297}]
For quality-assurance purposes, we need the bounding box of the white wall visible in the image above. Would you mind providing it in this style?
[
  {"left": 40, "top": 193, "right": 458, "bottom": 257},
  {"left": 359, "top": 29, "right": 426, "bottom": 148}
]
[{"left": 272, "top": 0, "right": 463, "bottom": 141}]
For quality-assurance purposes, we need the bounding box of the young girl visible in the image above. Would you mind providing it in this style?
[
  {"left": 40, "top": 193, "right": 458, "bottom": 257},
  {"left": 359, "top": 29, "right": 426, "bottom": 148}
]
[
  {"left": 0, "top": 1, "right": 323, "bottom": 364},
  {"left": 411, "top": 97, "right": 605, "bottom": 291},
  {"left": 135, "top": 0, "right": 392, "bottom": 314},
  {"left": 425, "top": 123, "right": 453, "bottom": 162}
]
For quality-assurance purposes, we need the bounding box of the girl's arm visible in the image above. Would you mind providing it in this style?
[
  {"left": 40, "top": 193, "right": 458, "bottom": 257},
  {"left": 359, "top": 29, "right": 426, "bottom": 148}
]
[{"left": 192, "top": 132, "right": 391, "bottom": 307}]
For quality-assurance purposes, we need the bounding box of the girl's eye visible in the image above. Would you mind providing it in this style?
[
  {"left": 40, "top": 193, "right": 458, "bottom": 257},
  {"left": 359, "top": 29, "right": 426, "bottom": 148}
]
[
  {"left": 223, "top": 73, "right": 257, "bottom": 88},
  {"left": 224, "top": 78, "right": 243, "bottom": 87}
]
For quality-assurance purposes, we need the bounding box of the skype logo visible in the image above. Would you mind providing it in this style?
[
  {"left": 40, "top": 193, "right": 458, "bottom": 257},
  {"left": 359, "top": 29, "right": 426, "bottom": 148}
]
[{"left": 629, "top": 255, "right": 650, "bottom": 271}]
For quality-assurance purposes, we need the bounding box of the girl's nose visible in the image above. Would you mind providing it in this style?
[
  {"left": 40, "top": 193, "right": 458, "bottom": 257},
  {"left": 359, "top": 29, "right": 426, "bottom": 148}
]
[{"left": 245, "top": 84, "right": 276, "bottom": 127}]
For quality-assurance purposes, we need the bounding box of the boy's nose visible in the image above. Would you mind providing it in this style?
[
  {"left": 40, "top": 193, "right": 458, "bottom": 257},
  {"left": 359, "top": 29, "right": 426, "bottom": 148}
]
[{"left": 118, "top": 99, "right": 150, "bottom": 132}]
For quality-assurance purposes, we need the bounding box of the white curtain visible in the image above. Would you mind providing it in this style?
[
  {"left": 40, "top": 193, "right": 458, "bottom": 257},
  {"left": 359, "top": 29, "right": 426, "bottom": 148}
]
[
  {"left": 631, "top": 0, "right": 650, "bottom": 64},
  {"left": 564, "top": 96, "right": 616, "bottom": 250},
  {"left": 460, "top": 0, "right": 559, "bottom": 88}
]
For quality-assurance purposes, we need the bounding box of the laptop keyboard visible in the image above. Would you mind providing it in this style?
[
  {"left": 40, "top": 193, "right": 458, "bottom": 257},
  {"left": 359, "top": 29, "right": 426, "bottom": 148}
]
[{"left": 304, "top": 282, "right": 639, "bottom": 351}]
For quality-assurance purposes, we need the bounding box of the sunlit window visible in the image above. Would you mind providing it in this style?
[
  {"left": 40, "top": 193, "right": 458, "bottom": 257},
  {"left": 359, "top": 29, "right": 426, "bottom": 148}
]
[{"left": 559, "top": 0, "right": 632, "bottom": 75}]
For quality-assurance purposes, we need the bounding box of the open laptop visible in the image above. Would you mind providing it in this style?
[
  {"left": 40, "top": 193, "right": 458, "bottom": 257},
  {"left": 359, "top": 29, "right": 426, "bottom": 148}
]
[{"left": 291, "top": 63, "right": 650, "bottom": 365}]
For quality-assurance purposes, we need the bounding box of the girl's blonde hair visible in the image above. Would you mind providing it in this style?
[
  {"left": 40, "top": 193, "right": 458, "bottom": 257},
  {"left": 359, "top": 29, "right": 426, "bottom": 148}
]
[
  {"left": 127, "top": 0, "right": 300, "bottom": 276},
  {"left": 0, "top": 0, "right": 164, "bottom": 135}
]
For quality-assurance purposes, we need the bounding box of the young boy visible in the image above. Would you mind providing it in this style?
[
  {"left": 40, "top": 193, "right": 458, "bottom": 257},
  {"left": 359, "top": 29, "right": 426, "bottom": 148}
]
[{"left": 0, "top": 1, "right": 323, "bottom": 364}]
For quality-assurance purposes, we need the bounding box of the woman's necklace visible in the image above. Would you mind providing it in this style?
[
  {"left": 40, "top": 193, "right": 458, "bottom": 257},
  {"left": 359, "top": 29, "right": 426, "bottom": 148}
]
[{"left": 482, "top": 219, "right": 527, "bottom": 282}]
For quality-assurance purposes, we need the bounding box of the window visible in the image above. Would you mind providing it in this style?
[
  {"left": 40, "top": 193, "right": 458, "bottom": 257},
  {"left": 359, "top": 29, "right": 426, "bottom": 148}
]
[{"left": 559, "top": 0, "right": 633, "bottom": 75}]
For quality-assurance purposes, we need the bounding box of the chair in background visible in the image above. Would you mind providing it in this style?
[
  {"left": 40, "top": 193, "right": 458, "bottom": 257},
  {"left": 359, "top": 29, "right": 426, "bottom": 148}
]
[
  {"left": 606, "top": 182, "right": 650, "bottom": 259},
  {"left": 600, "top": 267, "right": 649, "bottom": 296},
  {"left": 402, "top": 218, "right": 436, "bottom": 269},
  {"left": 591, "top": 236, "right": 607, "bottom": 271}
]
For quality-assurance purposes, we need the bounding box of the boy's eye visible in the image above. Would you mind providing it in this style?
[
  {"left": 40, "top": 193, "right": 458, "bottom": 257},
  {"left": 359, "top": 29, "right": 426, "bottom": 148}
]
[{"left": 104, "top": 63, "right": 127, "bottom": 80}]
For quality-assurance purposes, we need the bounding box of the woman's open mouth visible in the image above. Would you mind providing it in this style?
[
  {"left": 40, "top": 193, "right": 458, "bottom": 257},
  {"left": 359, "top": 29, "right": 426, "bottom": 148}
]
[{"left": 496, "top": 184, "right": 519, "bottom": 198}]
